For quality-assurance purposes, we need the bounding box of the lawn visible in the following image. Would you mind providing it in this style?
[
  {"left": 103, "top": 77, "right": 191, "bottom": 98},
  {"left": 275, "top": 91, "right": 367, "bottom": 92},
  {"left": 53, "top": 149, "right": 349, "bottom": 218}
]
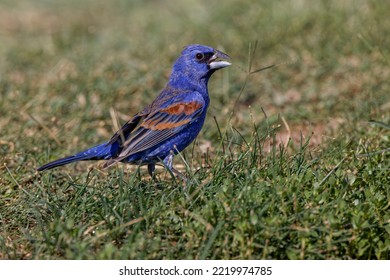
[{"left": 0, "top": 0, "right": 389, "bottom": 259}]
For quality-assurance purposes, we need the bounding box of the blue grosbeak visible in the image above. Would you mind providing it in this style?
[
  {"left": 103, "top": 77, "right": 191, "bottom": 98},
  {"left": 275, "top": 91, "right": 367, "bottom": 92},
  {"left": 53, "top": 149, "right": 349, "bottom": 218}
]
[{"left": 37, "top": 44, "right": 231, "bottom": 178}]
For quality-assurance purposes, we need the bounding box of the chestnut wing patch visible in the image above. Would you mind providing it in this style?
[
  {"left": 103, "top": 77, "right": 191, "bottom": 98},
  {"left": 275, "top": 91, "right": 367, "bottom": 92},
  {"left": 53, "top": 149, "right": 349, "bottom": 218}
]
[
  {"left": 161, "top": 101, "right": 203, "bottom": 116},
  {"left": 140, "top": 101, "right": 203, "bottom": 130}
]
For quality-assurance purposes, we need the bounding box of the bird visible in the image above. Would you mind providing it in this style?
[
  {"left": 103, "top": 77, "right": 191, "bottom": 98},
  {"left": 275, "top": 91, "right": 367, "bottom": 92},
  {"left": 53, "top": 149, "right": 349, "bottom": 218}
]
[{"left": 37, "top": 44, "right": 231, "bottom": 178}]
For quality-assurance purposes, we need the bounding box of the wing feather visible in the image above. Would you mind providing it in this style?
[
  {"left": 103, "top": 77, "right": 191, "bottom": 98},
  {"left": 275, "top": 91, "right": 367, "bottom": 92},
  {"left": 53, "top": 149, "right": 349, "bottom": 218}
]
[{"left": 103, "top": 91, "right": 205, "bottom": 168}]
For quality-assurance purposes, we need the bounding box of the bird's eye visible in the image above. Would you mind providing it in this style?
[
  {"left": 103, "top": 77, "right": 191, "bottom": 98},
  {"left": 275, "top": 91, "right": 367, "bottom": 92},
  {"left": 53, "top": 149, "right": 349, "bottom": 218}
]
[{"left": 195, "top": 53, "right": 204, "bottom": 61}]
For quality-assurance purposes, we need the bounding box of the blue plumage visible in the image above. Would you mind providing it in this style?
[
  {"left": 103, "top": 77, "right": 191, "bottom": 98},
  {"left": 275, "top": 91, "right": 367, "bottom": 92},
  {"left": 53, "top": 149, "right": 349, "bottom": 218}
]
[{"left": 37, "top": 44, "right": 231, "bottom": 177}]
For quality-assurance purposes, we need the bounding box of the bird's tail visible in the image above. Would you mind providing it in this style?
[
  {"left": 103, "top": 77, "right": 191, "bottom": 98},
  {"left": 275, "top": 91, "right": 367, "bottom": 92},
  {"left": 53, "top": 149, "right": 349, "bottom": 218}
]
[{"left": 37, "top": 142, "right": 114, "bottom": 171}]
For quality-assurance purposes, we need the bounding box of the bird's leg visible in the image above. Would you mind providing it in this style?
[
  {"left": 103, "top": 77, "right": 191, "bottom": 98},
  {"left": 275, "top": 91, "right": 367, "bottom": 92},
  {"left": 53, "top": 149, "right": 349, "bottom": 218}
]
[
  {"left": 147, "top": 163, "right": 156, "bottom": 178},
  {"left": 148, "top": 163, "right": 162, "bottom": 185},
  {"left": 163, "top": 153, "right": 174, "bottom": 170},
  {"left": 163, "top": 154, "right": 187, "bottom": 182}
]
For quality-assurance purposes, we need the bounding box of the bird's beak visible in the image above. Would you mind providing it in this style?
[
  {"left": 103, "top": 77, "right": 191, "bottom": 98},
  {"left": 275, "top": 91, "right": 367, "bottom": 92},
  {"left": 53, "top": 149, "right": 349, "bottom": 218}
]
[{"left": 208, "top": 50, "right": 231, "bottom": 70}]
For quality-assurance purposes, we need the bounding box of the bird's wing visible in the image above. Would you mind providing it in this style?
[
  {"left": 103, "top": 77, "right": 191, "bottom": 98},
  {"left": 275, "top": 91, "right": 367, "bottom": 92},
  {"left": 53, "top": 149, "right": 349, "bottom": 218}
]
[{"left": 103, "top": 92, "right": 205, "bottom": 167}]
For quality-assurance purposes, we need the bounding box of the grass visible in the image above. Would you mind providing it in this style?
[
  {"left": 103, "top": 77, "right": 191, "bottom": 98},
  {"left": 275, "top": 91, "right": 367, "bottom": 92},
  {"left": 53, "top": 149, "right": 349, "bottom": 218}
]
[{"left": 0, "top": 0, "right": 389, "bottom": 259}]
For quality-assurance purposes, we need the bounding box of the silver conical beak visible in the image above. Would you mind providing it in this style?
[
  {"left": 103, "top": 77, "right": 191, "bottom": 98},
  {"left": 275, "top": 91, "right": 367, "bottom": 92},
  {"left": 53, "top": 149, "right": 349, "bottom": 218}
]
[{"left": 208, "top": 50, "right": 231, "bottom": 70}]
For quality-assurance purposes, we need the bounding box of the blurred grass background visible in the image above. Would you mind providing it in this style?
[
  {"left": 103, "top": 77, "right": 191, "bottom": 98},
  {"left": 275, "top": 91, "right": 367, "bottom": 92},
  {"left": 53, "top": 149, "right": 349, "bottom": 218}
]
[{"left": 0, "top": 0, "right": 389, "bottom": 259}]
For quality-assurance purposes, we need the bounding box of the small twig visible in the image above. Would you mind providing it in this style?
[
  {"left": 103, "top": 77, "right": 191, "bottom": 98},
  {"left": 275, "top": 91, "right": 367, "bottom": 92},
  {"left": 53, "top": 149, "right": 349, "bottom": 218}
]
[
  {"left": 368, "top": 120, "right": 390, "bottom": 130},
  {"left": 318, "top": 157, "right": 346, "bottom": 187},
  {"left": 5, "top": 163, "right": 34, "bottom": 197},
  {"left": 281, "top": 116, "right": 291, "bottom": 148},
  {"left": 4, "top": 163, "right": 21, "bottom": 188},
  {"left": 109, "top": 107, "right": 121, "bottom": 132},
  {"left": 83, "top": 220, "right": 106, "bottom": 236},
  {"left": 109, "top": 107, "right": 126, "bottom": 145},
  {"left": 27, "top": 113, "right": 61, "bottom": 145},
  {"left": 250, "top": 64, "right": 276, "bottom": 74},
  {"left": 358, "top": 147, "right": 390, "bottom": 157}
]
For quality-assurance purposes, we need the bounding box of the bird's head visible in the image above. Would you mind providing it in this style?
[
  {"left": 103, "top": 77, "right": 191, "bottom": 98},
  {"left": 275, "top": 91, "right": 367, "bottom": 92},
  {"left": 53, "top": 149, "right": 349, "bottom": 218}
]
[{"left": 170, "top": 44, "right": 231, "bottom": 86}]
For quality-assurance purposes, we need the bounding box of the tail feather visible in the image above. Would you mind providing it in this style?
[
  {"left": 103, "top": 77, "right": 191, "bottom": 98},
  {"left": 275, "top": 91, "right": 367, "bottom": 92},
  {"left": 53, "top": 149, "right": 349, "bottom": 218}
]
[{"left": 37, "top": 142, "right": 113, "bottom": 171}]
